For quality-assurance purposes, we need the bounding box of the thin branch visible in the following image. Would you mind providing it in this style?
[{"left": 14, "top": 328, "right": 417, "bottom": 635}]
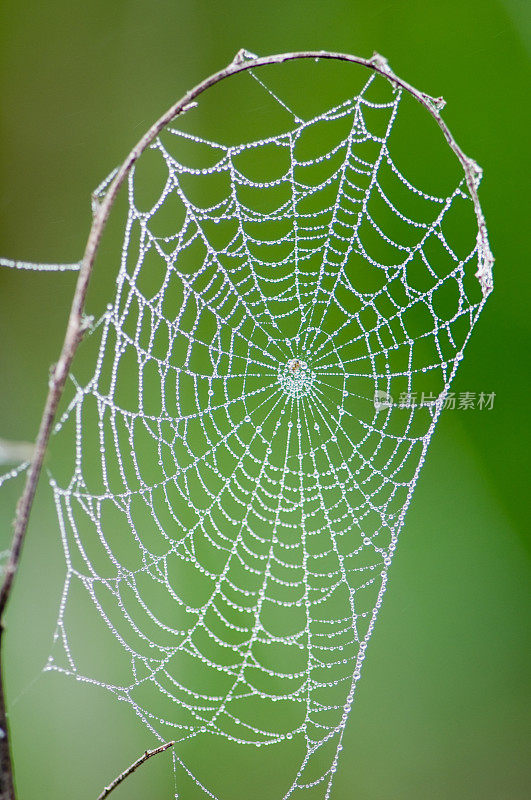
[
  {"left": 0, "top": 629, "right": 15, "bottom": 800},
  {"left": 0, "top": 49, "right": 494, "bottom": 799},
  {"left": 96, "top": 741, "right": 175, "bottom": 800}
]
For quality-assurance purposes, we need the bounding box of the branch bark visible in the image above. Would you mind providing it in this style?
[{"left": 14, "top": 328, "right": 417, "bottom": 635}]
[{"left": 0, "top": 49, "right": 493, "bottom": 799}]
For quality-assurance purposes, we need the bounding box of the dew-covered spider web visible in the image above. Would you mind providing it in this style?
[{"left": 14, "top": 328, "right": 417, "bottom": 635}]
[{"left": 21, "top": 61, "right": 493, "bottom": 799}]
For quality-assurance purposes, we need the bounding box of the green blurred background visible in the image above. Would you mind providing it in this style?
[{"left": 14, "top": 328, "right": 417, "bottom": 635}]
[{"left": 0, "top": 1, "right": 529, "bottom": 798}]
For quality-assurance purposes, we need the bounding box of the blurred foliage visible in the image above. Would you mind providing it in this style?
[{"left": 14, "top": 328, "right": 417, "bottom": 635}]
[{"left": 0, "top": 1, "right": 529, "bottom": 799}]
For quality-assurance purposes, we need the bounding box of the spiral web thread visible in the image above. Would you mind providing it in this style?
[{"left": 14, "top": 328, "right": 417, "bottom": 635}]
[{"left": 36, "top": 69, "right": 491, "bottom": 798}]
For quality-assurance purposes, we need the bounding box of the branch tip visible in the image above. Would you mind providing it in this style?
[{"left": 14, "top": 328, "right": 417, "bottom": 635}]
[{"left": 96, "top": 740, "right": 175, "bottom": 800}]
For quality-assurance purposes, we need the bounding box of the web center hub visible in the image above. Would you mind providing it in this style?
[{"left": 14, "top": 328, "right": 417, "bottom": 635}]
[{"left": 279, "top": 358, "right": 314, "bottom": 399}]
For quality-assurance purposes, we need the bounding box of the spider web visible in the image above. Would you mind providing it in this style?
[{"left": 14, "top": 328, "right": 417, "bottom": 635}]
[{"left": 30, "top": 66, "right": 492, "bottom": 798}]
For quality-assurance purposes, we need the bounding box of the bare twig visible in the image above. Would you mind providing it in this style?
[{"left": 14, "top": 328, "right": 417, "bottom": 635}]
[
  {"left": 0, "top": 629, "right": 15, "bottom": 800},
  {"left": 0, "top": 49, "right": 493, "bottom": 799},
  {"left": 96, "top": 741, "right": 175, "bottom": 800}
]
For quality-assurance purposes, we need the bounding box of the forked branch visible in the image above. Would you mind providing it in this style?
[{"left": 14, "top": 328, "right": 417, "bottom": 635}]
[{"left": 0, "top": 49, "right": 493, "bottom": 800}]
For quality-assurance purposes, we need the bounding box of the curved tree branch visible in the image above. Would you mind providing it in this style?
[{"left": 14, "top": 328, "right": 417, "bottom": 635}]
[{"left": 0, "top": 49, "right": 493, "bottom": 799}]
